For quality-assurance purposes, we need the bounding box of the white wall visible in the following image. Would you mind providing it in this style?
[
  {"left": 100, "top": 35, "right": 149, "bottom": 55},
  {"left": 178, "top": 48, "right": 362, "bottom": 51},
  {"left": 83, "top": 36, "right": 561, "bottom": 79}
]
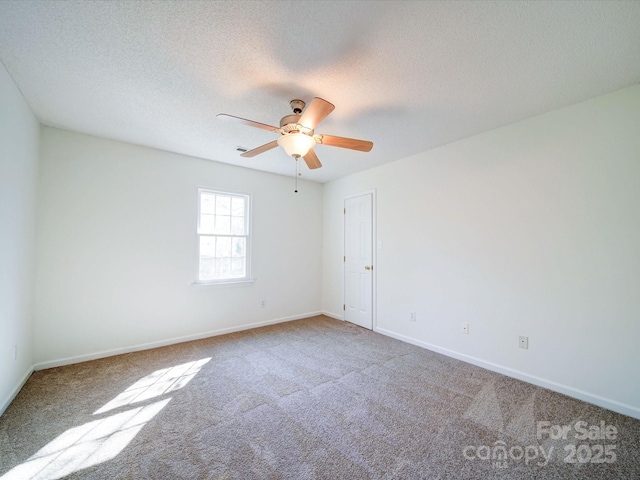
[
  {"left": 35, "top": 128, "right": 323, "bottom": 366},
  {"left": 0, "top": 62, "right": 39, "bottom": 413},
  {"left": 323, "top": 85, "right": 640, "bottom": 418}
]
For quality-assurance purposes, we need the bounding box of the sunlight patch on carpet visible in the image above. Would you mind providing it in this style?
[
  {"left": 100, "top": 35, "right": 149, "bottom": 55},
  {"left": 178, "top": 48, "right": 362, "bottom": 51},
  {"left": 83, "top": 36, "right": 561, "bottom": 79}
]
[
  {"left": 94, "top": 357, "right": 211, "bottom": 414},
  {"left": 1, "top": 358, "right": 211, "bottom": 480},
  {"left": 0, "top": 399, "right": 170, "bottom": 480}
]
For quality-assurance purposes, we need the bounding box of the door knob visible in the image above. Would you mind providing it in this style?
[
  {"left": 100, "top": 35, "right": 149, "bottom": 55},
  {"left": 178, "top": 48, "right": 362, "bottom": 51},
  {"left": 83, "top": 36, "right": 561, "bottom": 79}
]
[{"left": 364, "top": 265, "right": 373, "bottom": 270}]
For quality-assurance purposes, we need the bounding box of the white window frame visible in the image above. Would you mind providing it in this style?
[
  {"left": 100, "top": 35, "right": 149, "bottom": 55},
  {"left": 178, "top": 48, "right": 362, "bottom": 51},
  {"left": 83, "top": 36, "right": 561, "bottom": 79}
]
[{"left": 194, "top": 188, "right": 252, "bottom": 286}]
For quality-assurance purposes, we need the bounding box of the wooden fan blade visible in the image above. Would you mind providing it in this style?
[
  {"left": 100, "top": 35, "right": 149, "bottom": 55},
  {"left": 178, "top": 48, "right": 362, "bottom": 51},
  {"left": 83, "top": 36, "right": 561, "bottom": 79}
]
[
  {"left": 217, "top": 114, "right": 279, "bottom": 132},
  {"left": 241, "top": 140, "right": 279, "bottom": 157},
  {"left": 316, "top": 134, "right": 373, "bottom": 152},
  {"left": 298, "top": 98, "right": 335, "bottom": 130},
  {"left": 303, "top": 149, "right": 322, "bottom": 169}
]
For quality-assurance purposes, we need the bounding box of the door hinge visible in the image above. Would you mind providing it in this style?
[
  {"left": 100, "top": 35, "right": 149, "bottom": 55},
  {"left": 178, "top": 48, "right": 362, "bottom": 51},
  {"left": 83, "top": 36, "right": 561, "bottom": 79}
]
[
  {"left": 343, "top": 256, "right": 346, "bottom": 262},
  {"left": 343, "top": 304, "right": 346, "bottom": 311},
  {"left": 343, "top": 208, "right": 346, "bottom": 214}
]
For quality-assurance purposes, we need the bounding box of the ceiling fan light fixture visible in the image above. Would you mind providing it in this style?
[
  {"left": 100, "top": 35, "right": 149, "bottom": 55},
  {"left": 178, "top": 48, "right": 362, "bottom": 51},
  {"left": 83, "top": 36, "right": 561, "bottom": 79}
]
[{"left": 277, "top": 132, "right": 315, "bottom": 158}]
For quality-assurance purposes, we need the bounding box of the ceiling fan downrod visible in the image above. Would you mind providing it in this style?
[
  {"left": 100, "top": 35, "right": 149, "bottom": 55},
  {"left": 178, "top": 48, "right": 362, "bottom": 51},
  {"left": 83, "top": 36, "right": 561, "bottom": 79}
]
[{"left": 290, "top": 99, "right": 305, "bottom": 115}]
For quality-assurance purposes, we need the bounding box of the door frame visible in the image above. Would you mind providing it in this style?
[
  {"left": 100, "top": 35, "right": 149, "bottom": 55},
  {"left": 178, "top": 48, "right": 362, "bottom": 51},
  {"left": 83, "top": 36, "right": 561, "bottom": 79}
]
[{"left": 342, "top": 189, "right": 377, "bottom": 330}]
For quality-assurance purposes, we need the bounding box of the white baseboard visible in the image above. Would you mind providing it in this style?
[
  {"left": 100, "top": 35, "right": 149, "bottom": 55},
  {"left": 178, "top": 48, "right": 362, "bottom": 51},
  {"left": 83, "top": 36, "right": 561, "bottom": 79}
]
[
  {"left": 34, "top": 312, "right": 322, "bottom": 371},
  {"left": 0, "top": 366, "right": 34, "bottom": 417},
  {"left": 321, "top": 311, "right": 344, "bottom": 321},
  {"left": 375, "top": 327, "right": 640, "bottom": 421}
]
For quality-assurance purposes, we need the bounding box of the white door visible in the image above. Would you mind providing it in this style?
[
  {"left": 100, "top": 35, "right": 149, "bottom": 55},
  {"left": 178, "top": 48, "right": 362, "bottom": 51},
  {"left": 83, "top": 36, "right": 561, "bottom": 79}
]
[{"left": 344, "top": 193, "right": 373, "bottom": 329}]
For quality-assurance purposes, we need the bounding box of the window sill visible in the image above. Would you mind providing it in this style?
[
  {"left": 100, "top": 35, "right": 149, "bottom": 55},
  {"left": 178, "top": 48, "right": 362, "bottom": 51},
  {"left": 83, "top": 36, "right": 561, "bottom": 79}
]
[{"left": 191, "top": 278, "right": 255, "bottom": 288}]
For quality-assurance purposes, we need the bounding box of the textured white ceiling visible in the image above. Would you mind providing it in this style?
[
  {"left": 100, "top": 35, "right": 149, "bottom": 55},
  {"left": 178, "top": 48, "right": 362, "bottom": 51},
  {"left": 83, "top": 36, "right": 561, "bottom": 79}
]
[{"left": 1, "top": 0, "right": 639, "bottom": 183}]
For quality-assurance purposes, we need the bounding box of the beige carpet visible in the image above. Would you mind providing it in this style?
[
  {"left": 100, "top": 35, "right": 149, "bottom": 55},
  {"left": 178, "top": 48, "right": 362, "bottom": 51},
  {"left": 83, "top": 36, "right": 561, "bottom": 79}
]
[{"left": 1, "top": 315, "right": 639, "bottom": 479}]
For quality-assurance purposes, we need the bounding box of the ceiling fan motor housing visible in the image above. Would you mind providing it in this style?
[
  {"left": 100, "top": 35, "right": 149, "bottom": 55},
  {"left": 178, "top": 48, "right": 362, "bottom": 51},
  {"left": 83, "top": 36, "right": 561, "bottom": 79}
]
[
  {"left": 280, "top": 114, "right": 313, "bottom": 135},
  {"left": 280, "top": 115, "right": 313, "bottom": 135},
  {"left": 281, "top": 100, "right": 313, "bottom": 134},
  {"left": 280, "top": 114, "right": 300, "bottom": 129}
]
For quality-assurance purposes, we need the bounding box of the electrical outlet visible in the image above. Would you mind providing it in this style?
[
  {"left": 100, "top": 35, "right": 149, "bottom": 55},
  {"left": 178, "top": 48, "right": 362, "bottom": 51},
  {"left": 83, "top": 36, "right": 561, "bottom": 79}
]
[
  {"left": 461, "top": 322, "right": 469, "bottom": 334},
  {"left": 409, "top": 311, "right": 416, "bottom": 322},
  {"left": 519, "top": 336, "right": 529, "bottom": 349},
  {"left": 260, "top": 300, "right": 266, "bottom": 308}
]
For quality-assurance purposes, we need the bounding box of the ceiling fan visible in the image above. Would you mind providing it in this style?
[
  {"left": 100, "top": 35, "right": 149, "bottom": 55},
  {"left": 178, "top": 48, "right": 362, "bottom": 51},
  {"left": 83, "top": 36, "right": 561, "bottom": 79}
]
[{"left": 217, "top": 97, "right": 373, "bottom": 170}]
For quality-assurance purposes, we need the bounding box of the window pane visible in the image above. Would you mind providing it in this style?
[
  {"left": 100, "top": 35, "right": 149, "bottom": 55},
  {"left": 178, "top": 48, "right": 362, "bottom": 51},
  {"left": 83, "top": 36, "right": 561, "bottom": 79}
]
[
  {"left": 231, "top": 197, "right": 245, "bottom": 217},
  {"left": 199, "top": 261, "right": 215, "bottom": 281},
  {"left": 201, "top": 193, "right": 216, "bottom": 214},
  {"left": 200, "top": 213, "right": 215, "bottom": 234},
  {"left": 232, "top": 237, "right": 245, "bottom": 257},
  {"left": 216, "top": 236, "right": 231, "bottom": 258},
  {"left": 215, "top": 215, "right": 231, "bottom": 235},
  {"left": 217, "top": 257, "right": 231, "bottom": 278},
  {"left": 216, "top": 195, "right": 231, "bottom": 216},
  {"left": 231, "top": 216, "right": 245, "bottom": 235},
  {"left": 199, "top": 236, "right": 215, "bottom": 257},
  {"left": 231, "top": 258, "right": 245, "bottom": 277},
  {"left": 199, "top": 237, "right": 216, "bottom": 280}
]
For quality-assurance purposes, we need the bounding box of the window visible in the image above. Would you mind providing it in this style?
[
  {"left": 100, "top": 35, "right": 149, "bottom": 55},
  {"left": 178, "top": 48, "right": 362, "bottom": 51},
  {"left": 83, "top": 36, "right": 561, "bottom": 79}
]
[{"left": 196, "top": 189, "right": 250, "bottom": 284}]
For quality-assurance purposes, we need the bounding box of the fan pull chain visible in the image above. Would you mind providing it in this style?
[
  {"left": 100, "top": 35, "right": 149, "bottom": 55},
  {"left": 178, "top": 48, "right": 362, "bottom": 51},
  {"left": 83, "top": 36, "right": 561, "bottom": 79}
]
[{"left": 294, "top": 156, "right": 299, "bottom": 193}]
